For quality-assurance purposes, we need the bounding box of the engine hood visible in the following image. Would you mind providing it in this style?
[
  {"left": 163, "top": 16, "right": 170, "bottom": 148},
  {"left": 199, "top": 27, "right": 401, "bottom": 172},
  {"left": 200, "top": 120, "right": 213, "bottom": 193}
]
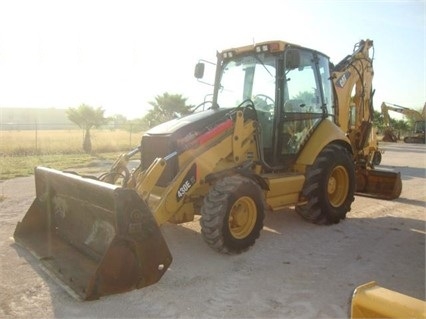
[{"left": 144, "top": 108, "right": 232, "bottom": 137}]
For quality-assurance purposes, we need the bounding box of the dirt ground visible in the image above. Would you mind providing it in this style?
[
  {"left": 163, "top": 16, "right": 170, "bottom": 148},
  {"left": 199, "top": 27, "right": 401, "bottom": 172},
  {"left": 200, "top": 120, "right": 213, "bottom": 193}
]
[{"left": 0, "top": 142, "right": 425, "bottom": 319}]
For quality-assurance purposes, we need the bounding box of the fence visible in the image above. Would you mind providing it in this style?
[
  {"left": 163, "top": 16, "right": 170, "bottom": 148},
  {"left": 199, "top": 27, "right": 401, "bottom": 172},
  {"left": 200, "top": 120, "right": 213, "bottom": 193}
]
[{"left": 0, "top": 123, "right": 145, "bottom": 156}]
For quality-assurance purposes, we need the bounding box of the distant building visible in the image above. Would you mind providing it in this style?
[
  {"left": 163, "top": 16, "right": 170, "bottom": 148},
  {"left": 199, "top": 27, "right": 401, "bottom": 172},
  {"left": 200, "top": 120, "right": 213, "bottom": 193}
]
[{"left": 0, "top": 107, "right": 77, "bottom": 130}]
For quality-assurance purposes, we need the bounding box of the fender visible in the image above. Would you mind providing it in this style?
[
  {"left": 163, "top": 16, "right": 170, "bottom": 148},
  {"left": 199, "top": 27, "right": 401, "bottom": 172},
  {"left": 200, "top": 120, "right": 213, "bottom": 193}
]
[{"left": 296, "top": 119, "right": 352, "bottom": 167}]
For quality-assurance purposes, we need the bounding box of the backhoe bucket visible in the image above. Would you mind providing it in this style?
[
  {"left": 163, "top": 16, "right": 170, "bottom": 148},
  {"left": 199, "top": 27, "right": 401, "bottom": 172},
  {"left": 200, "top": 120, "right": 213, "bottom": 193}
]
[
  {"left": 14, "top": 167, "right": 172, "bottom": 300},
  {"left": 355, "top": 168, "right": 402, "bottom": 200}
]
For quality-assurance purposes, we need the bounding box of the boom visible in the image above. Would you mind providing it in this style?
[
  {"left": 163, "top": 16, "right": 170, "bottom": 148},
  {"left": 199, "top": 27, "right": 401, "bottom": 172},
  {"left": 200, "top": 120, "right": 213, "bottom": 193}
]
[
  {"left": 331, "top": 40, "right": 380, "bottom": 167},
  {"left": 381, "top": 102, "right": 424, "bottom": 125},
  {"left": 330, "top": 40, "right": 401, "bottom": 198}
]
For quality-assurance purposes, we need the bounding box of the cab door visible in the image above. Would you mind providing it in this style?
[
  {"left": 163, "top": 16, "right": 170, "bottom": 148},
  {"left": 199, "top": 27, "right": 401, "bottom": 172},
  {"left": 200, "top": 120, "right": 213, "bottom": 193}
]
[{"left": 275, "top": 48, "right": 333, "bottom": 162}]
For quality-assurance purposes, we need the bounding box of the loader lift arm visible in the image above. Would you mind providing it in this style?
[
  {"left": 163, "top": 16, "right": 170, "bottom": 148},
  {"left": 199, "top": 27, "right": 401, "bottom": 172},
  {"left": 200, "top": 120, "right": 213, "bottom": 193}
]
[{"left": 13, "top": 106, "right": 259, "bottom": 300}]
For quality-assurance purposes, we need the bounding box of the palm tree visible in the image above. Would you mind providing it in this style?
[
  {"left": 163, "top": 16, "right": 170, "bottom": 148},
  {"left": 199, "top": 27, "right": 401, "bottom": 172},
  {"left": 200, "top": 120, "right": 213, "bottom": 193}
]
[
  {"left": 67, "top": 104, "right": 110, "bottom": 153},
  {"left": 144, "top": 93, "right": 193, "bottom": 127}
]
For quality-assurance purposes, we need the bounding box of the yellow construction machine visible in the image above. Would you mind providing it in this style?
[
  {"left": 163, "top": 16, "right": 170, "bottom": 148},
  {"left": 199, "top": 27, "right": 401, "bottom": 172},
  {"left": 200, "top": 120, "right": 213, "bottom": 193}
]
[
  {"left": 381, "top": 101, "right": 426, "bottom": 144},
  {"left": 14, "top": 39, "right": 401, "bottom": 300},
  {"left": 350, "top": 282, "right": 426, "bottom": 318}
]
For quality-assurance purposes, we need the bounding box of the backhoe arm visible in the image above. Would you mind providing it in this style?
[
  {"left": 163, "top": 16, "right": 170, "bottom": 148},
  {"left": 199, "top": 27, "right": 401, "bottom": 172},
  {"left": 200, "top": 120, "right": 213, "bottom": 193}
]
[
  {"left": 332, "top": 39, "right": 375, "bottom": 153},
  {"left": 332, "top": 40, "right": 401, "bottom": 200}
]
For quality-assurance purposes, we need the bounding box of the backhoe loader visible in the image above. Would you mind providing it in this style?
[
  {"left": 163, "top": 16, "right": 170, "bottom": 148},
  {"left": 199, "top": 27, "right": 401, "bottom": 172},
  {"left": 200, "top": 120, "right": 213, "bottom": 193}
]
[
  {"left": 14, "top": 39, "right": 402, "bottom": 301},
  {"left": 381, "top": 101, "right": 426, "bottom": 144}
]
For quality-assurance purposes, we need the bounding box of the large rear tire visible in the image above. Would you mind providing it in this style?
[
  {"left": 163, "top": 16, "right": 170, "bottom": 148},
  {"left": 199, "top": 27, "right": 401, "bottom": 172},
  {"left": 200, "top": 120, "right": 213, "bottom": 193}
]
[
  {"left": 296, "top": 144, "right": 355, "bottom": 225},
  {"left": 200, "top": 175, "right": 265, "bottom": 254}
]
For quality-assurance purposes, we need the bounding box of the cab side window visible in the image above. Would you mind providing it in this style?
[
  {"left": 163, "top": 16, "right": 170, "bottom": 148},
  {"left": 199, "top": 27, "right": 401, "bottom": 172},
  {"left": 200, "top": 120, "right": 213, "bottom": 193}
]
[{"left": 281, "top": 50, "right": 323, "bottom": 155}]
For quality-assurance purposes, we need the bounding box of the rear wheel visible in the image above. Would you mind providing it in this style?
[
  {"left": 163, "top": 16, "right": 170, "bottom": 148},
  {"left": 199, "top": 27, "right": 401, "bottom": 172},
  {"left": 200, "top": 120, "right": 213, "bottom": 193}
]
[
  {"left": 296, "top": 144, "right": 355, "bottom": 225},
  {"left": 200, "top": 175, "right": 265, "bottom": 254}
]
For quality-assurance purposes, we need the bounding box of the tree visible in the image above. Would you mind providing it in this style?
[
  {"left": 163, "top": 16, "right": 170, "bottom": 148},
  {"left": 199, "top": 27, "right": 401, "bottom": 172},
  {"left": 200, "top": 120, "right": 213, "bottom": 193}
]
[
  {"left": 294, "top": 91, "right": 315, "bottom": 105},
  {"left": 404, "top": 107, "right": 423, "bottom": 129},
  {"left": 67, "top": 104, "right": 110, "bottom": 153},
  {"left": 373, "top": 110, "right": 411, "bottom": 139},
  {"left": 144, "top": 93, "right": 193, "bottom": 127},
  {"left": 373, "top": 110, "right": 385, "bottom": 131}
]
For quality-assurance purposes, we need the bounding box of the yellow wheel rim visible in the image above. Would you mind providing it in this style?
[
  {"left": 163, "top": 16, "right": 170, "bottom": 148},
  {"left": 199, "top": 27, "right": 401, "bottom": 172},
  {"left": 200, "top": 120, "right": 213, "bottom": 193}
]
[
  {"left": 228, "top": 196, "right": 257, "bottom": 239},
  {"left": 328, "top": 165, "right": 349, "bottom": 207}
]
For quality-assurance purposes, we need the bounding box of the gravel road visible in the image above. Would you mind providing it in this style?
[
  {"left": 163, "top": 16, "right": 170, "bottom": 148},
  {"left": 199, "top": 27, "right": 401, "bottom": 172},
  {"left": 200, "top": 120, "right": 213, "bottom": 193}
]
[{"left": 0, "top": 142, "right": 425, "bottom": 319}]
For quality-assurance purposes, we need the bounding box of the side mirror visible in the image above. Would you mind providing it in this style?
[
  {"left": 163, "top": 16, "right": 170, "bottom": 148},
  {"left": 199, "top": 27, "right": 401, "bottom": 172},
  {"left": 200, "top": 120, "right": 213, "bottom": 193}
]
[{"left": 194, "top": 62, "right": 205, "bottom": 79}]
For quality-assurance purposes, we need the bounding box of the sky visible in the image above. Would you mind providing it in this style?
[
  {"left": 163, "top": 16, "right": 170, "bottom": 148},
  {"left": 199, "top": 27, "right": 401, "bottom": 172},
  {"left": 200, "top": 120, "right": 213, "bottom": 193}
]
[{"left": 0, "top": 0, "right": 424, "bottom": 119}]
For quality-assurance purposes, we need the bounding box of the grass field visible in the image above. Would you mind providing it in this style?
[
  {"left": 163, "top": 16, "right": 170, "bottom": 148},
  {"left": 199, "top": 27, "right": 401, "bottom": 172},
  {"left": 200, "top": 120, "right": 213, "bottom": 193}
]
[
  {"left": 0, "top": 129, "right": 142, "bottom": 155},
  {"left": 0, "top": 129, "right": 144, "bottom": 180}
]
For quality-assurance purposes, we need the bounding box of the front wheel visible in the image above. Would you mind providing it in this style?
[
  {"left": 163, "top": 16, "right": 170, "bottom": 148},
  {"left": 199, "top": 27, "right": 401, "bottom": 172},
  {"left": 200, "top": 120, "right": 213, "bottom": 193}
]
[
  {"left": 296, "top": 144, "right": 355, "bottom": 225},
  {"left": 200, "top": 175, "right": 265, "bottom": 254}
]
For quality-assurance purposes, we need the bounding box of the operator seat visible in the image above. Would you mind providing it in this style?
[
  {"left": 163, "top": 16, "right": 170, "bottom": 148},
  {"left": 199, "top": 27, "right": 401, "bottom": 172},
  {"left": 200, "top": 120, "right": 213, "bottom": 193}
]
[{"left": 281, "top": 100, "right": 305, "bottom": 154}]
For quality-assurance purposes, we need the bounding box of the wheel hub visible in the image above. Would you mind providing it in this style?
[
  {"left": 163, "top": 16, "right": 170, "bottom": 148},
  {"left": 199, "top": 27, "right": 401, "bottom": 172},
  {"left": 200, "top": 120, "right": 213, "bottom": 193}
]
[
  {"left": 229, "top": 196, "right": 257, "bottom": 239},
  {"left": 328, "top": 165, "right": 349, "bottom": 207}
]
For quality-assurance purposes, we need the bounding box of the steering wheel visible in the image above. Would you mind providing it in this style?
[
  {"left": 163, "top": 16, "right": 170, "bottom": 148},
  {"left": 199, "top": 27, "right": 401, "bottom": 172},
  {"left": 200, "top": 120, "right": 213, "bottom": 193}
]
[{"left": 253, "top": 94, "right": 275, "bottom": 112}]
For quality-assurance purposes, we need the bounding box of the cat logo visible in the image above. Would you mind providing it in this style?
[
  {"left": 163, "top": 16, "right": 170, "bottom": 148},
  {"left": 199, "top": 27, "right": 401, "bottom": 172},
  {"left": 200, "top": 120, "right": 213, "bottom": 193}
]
[{"left": 336, "top": 71, "right": 351, "bottom": 88}]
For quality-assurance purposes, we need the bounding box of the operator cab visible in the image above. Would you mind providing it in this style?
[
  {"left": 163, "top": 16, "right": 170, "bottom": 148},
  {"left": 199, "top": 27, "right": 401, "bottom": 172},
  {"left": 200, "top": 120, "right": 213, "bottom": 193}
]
[{"left": 196, "top": 42, "right": 335, "bottom": 169}]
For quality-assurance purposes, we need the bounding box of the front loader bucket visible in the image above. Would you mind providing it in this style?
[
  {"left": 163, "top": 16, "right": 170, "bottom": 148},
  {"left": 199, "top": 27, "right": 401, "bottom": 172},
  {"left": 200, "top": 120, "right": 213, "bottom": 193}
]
[
  {"left": 13, "top": 167, "right": 172, "bottom": 300},
  {"left": 355, "top": 168, "right": 402, "bottom": 200}
]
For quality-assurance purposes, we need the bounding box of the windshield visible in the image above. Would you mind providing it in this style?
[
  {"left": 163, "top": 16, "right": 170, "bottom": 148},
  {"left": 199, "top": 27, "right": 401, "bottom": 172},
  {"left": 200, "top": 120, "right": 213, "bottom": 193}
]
[{"left": 217, "top": 53, "right": 276, "bottom": 109}]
